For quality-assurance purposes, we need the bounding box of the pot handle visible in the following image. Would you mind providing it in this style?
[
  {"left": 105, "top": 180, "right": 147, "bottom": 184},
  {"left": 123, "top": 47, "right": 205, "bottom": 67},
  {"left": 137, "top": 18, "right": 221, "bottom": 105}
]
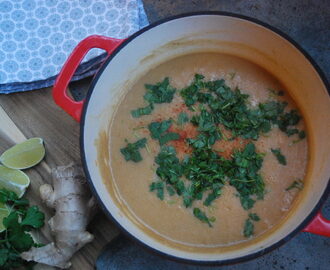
[
  {"left": 53, "top": 35, "right": 125, "bottom": 122},
  {"left": 303, "top": 212, "right": 330, "bottom": 237}
]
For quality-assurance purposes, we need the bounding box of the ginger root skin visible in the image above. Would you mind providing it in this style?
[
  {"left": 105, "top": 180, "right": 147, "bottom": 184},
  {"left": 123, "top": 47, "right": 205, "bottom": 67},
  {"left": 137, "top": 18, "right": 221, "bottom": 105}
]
[{"left": 21, "top": 164, "right": 95, "bottom": 269}]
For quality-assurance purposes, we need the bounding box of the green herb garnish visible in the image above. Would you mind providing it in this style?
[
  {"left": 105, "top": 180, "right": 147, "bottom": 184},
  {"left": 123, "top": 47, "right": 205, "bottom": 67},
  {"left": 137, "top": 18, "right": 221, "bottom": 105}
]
[
  {"left": 278, "top": 110, "right": 301, "bottom": 136},
  {"left": 243, "top": 213, "right": 260, "bottom": 237},
  {"left": 123, "top": 74, "right": 307, "bottom": 227},
  {"left": 131, "top": 77, "right": 176, "bottom": 118},
  {"left": 193, "top": 208, "right": 214, "bottom": 227},
  {"left": 120, "top": 138, "right": 147, "bottom": 162},
  {"left": 148, "top": 120, "right": 180, "bottom": 145},
  {"left": 131, "top": 104, "right": 153, "bottom": 118},
  {"left": 150, "top": 181, "right": 164, "bottom": 200},
  {"left": 180, "top": 74, "right": 303, "bottom": 140},
  {"left": 286, "top": 179, "right": 304, "bottom": 191},
  {"left": 243, "top": 218, "right": 254, "bottom": 238},
  {"left": 248, "top": 213, "right": 260, "bottom": 221},
  {"left": 0, "top": 189, "right": 45, "bottom": 269},
  {"left": 144, "top": 77, "right": 176, "bottom": 104},
  {"left": 229, "top": 143, "right": 265, "bottom": 209},
  {"left": 271, "top": 148, "right": 287, "bottom": 165},
  {"left": 177, "top": 112, "right": 189, "bottom": 126}
]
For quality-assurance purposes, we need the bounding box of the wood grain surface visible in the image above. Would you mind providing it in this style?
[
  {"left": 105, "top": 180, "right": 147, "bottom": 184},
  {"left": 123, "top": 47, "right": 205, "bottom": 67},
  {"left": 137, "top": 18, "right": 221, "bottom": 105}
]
[{"left": 0, "top": 88, "right": 120, "bottom": 269}]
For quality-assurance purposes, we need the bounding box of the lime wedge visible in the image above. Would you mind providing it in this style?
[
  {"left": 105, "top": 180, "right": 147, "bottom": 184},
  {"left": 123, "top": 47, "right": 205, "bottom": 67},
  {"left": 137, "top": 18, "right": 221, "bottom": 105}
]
[
  {"left": 0, "top": 165, "right": 30, "bottom": 198},
  {"left": 0, "top": 138, "right": 45, "bottom": 169},
  {"left": 0, "top": 202, "right": 10, "bottom": 232}
]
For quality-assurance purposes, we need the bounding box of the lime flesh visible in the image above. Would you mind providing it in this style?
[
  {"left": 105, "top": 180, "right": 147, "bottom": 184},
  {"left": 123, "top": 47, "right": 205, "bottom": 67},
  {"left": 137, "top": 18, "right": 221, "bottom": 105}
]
[
  {"left": 0, "top": 138, "right": 45, "bottom": 170},
  {"left": 0, "top": 202, "right": 10, "bottom": 232},
  {"left": 0, "top": 165, "right": 30, "bottom": 198}
]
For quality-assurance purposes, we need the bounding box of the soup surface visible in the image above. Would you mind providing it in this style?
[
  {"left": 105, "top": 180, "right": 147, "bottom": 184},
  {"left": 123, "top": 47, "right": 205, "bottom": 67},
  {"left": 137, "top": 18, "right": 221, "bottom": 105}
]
[{"left": 108, "top": 53, "right": 308, "bottom": 247}]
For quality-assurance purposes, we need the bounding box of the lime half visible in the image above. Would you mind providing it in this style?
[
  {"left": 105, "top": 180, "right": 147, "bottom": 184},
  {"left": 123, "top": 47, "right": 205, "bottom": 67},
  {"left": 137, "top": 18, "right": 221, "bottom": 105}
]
[
  {"left": 0, "top": 202, "right": 10, "bottom": 232},
  {"left": 0, "top": 165, "right": 30, "bottom": 198},
  {"left": 0, "top": 138, "right": 45, "bottom": 169}
]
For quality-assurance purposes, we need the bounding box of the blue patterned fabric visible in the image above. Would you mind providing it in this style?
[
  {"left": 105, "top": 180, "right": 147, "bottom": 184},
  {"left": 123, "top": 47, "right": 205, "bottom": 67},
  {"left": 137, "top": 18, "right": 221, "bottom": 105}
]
[{"left": 0, "top": 0, "right": 148, "bottom": 93}]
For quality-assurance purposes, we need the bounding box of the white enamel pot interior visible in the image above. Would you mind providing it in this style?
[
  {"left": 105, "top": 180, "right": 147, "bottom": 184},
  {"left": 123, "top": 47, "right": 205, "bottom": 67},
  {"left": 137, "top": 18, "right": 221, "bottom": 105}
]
[{"left": 80, "top": 13, "right": 330, "bottom": 264}]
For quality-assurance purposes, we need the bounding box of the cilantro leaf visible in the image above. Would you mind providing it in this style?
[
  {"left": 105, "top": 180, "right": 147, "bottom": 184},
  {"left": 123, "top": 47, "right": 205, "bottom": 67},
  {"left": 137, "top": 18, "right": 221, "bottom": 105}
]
[
  {"left": 271, "top": 148, "right": 287, "bottom": 165},
  {"left": 239, "top": 195, "right": 256, "bottom": 210},
  {"left": 120, "top": 138, "right": 147, "bottom": 162},
  {"left": 177, "top": 112, "right": 189, "bottom": 126},
  {"left": 166, "top": 185, "right": 175, "bottom": 196},
  {"left": 249, "top": 213, "right": 260, "bottom": 221},
  {"left": 229, "top": 143, "right": 265, "bottom": 209},
  {"left": 204, "top": 187, "right": 222, "bottom": 206},
  {"left": 0, "top": 189, "right": 29, "bottom": 207},
  {"left": 193, "top": 208, "right": 214, "bottom": 227},
  {"left": 278, "top": 110, "right": 301, "bottom": 136},
  {"left": 3, "top": 212, "right": 34, "bottom": 252},
  {"left": 144, "top": 77, "right": 176, "bottom": 104},
  {"left": 286, "top": 180, "right": 304, "bottom": 191},
  {"left": 155, "top": 146, "right": 183, "bottom": 186},
  {"left": 180, "top": 74, "right": 205, "bottom": 108},
  {"left": 148, "top": 120, "right": 172, "bottom": 139},
  {"left": 159, "top": 132, "right": 180, "bottom": 145},
  {"left": 243, "top": 218, "right": 254, "bottom": 237},
  {"left": 0, "top": 249, "right": 9, "bottom": 266},
  {"left": 299, "top": 130, "right": 306, "bottom": 139},
  {"left": 21, "top": 206, "right": 45, "bottom": 229},
  {"left": 150, "top": 181, "right": 164, "bottom": 200},
  {"left": 130, "top": 78, "right": 175, "bottom": 118},
  {"left": 148, "top": 120, "right": 180, "bottom": 145},
  {"left": 131, "top": 104, "right": 153, "bottom": 118},
  {"left": 8, "top": 230, "right": 34, "bottom": 252}
]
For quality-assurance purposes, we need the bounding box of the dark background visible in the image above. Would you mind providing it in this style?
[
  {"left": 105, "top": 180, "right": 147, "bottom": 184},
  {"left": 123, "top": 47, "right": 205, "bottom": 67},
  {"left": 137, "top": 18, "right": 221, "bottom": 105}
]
[{"left": 93, "top": 1, "right": 330, "bottom": 269}]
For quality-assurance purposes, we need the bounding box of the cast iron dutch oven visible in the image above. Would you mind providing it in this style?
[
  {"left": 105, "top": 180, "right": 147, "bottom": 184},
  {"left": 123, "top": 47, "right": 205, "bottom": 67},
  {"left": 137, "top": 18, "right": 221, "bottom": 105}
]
[{"left": 53, "top": 12, "right": 330, "bottom": 265}]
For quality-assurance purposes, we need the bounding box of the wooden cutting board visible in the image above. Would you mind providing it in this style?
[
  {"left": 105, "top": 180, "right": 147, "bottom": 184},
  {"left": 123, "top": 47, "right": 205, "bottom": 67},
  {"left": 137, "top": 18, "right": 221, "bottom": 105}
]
[{"left": 0, "top": 87, "right": 120, "bottom": 269}]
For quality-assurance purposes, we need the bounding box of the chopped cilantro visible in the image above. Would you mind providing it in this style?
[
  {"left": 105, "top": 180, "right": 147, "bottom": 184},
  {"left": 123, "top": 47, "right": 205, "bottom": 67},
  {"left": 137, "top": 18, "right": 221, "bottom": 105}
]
[
  {"left": 204, "top": 187, "right": 222, "bottom": 206},
  {"left": 180, "top": 74, "right": 303, "bottom": 140},
  {"left": 130, "top": 77, "right": 176, "bottom": 118},
  {"left": 120, "top": 138, "right": 147, "bottom": 162},
  {"left": 123, "top": 74, "right": 307, "bottom": 228},
  {"left": 150, "top": 181, "right": 164, "bottom": 200},
  {"left": 144, "top": 77, "right": 176, "bottom": 104},
  {"left": 131, "top": 103, "right": 153, "bottom": 118},
  {"left": 248, "top": 213, "right": 260, "bottom": 221},
  {"left": 148, "top": 120, "right": 180, "bottom": 145},
  {"left": 193, "top": 208, "right": 214, "bottom": 227},
  {"left": 166, "top": 185, "right": 176, "bottom": 196},
  {"left": 278, "top": 110, "right": 301, "bottom": 136},
  {"left": 243, "top": 218, "right": 254, "bottom": 238},
  {"left": 229, "top": 143, "right": 265, "bottom": 209},
  {"left": 155, "top": 146, "right": 183, "bottom": 188},
  {"left": 271, "top": 148, "right": 287, "bottom": 165},
  {"left": 240, "top": 195, "right": 256, "bottom": 211},
  {"left": 243, "top": 212, "right": 260, "bottom": 237},
  {"left": 177, "top": 112, "right": 189, "bottom": 126},
  {"left": 286, "top": 180, "right": 304, "bottom": 191},
  {"left": 158, "top": 132, "right": 180, "bottom": 145},
  {"left": 148, "top": 120, "right": 172, "bottom": 139},
  {"left": 299, "top": 130, "right": 306, "bottom": 139}
]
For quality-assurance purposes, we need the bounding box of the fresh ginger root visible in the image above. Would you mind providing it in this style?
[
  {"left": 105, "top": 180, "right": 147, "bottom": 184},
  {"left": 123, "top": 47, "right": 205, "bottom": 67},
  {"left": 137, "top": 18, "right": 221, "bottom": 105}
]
[{"left": 21, "top": 164, "right": 96, "bottom": 269}]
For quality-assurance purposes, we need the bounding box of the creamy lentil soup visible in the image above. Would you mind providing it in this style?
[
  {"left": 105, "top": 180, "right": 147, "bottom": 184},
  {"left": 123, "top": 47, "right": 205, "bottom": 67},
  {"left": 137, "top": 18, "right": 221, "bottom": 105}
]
[{"left": 108, "top": 53, "right": 308, "bottom": 247}]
